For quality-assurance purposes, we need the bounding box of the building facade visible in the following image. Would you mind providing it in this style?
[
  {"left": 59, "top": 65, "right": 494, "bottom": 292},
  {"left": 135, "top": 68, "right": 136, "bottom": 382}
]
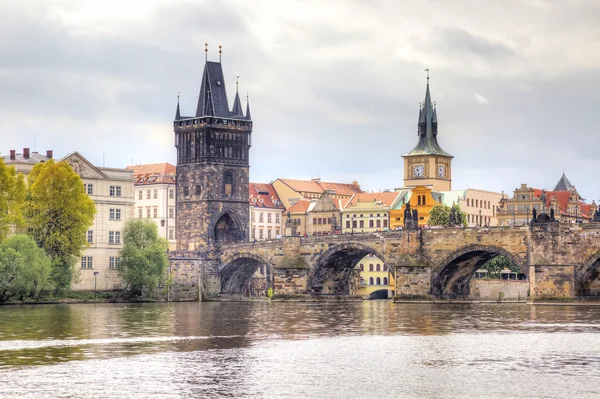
[
  {"left": 389, "top": 186, "right": 442, "bottom": 229},
  {"left": 249, "top": 182, "right": 284, "bottom": 241},
  {"left": 2, "top": 149, "right": 135, "bottom": 291},
  {"left": 441, "top": 189, "right": 504, "bottom": 227},
  {"left": 496, "top": 176, "right": 596, "bottom": 226},
  {"left": 174, "top": 56, "right": 252, "bottom": 250},
  {"left": 283, "top": 192, "right": 344, "bottom": 236},
  {"left": 355, "top": 254, "right": 395, "bottom": 299},
  {"left": 127, "top": 163, "right": 177, "bottom": 250},
  {"left": 341, "top": 191, "right": 401, "bottom": 233},
  {"left": 402, "top": 77, "right": 453, "bottom": 192}
]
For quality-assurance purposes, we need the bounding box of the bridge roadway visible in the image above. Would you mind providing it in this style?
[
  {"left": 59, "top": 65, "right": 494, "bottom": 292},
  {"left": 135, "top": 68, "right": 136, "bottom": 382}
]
[{"left": 169, "top": 223, "right": 600, "bottom": 301}]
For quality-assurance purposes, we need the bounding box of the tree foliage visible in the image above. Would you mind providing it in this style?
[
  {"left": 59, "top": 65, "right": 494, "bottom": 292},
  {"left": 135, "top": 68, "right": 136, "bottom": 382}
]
[
  {"left": 0, "top": 235, "right": 52, "bottom": 302},
  {"left": 428, "top": 204, "right": 468, "bottom": 227},
  {"left": 119, "top": 219, "right": 168, "bottom": 296},
  {"left": 25, "top": 160, "right": 96, "bottom": 291},
  {"left": 481, "top": 255, "right": 520, "bottom": 278},
  {"left": 0, "top": 158, "right": 26, "bottom": 242}
]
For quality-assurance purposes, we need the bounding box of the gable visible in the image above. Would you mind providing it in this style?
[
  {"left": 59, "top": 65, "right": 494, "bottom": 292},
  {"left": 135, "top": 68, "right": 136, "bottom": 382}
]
[
  {"left": 311, "top": 192, "right": 338, "bottom": 212},
  {"left": 61, "top": 152, "right": 108, "bottom": 179}
]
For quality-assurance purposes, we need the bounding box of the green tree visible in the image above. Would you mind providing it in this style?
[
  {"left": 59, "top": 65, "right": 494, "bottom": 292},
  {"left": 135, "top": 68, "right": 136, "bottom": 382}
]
[
  {"left": 0, "top": 158, "right": 26, "bottom": 241},
  {"left": 428, "top": 204, "right": 467, "bottom": 227},
  {"left": 0, "top": 234, "right": 52, "bottom": 302},
  {"left": 119, "top": 219, "right": 168, "bottom": 297},
  {"left": 481, "top": 255, "right": 520, "bottom": 278},
  {"left": 25, "top": 160, "right": 96, "bottom": 291}
]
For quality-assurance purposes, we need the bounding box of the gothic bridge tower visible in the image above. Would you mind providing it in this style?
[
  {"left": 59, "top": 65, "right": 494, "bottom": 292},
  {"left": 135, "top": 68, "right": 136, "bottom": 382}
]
[
  {"left": 174, "top": 48, "right": 252, "bottom": 251},
  {"left": 402, "top": 74, "right": 453, "bottom": 191}
]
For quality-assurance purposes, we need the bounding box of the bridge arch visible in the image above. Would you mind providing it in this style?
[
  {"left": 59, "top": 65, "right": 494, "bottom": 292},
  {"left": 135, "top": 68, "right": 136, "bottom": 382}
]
[
  {"left": 576, "top": 250, "right": 600, "bottom": 296},
  {"left": 431, "top": 244, "right": 525, "bottom": 298},
  {"left": 220, "top": 253, "right": 273, "bottom": 296},
  {"left": 308, "top": 242, "right": 387, "bottom": 296}
]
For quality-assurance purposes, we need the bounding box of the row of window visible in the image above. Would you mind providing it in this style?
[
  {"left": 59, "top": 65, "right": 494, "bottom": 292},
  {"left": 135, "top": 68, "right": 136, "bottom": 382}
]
[
  {"left": 346, "top": 220, "right": 388, "bottom": 229},
  {"left": 314, "top": 217, "right": 333, "bottom": 225},
  {"left": 365, "top": 277, "right": 389, "bottom": 286},
  {"left": 359, "top": 264, "right": 388, "bottom": 272},
  {"left": 86, "top": 230, "right": 121, "bottom": 244},
  {"left": 253, "top": 212, "right": 280, "bottom": 223},
  {"left": 416, "top": 195, "right": 427, "bottom": 206},
  {"left": 345, "top": 213, "right": 385, "bottom": 218},
  {"left": 467, "top": 198, "right": 492, "bottom": 209},
  {"left": 251, "top": 228, "right": 282, "bottom": 240},
  {"left": 467, "top": 215, "right": 491, "bottom": 225},
  {"left": 137, "top": 207, "right": 175, "bottom": 219},
  {"left": 137, "top": 188, "right": 175, "bottom": 200},
  {"left": 83, "top": 184, "right": 122, "bottom": 197},
  {"left": 81, "top": 256, "right": 121, "bottom": 269}
]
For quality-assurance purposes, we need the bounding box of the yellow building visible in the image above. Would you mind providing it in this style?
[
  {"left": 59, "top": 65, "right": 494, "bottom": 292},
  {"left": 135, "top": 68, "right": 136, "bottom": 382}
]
[
  {"left": 355, "top": 254, "right": 395, "bottom": 299},
  {"left": 402, "top": 77, "right": 453, "bottom": 192},
  {"left": 389, "top": 186, "right": 442, "bottom": 229},
  {"left": 341, "top": 191, "right": 402, "bottom": 233}
]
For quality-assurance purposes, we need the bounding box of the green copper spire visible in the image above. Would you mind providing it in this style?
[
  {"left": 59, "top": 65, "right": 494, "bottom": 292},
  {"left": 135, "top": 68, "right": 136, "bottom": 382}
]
[{"left": 405, "top": 73, "right": 452, "bottom": 157}]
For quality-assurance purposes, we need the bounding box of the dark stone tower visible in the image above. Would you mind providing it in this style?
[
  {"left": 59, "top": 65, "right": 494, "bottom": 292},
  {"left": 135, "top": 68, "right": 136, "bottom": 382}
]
[{"left": 174, "top": 54, "right": 252, "bottom": 251}]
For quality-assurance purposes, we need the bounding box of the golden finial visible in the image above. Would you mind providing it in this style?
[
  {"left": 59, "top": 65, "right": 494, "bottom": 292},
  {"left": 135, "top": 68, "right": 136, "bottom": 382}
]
[
  {"left": 236, "top": 75, "right": 239, "bottom": 91},
  {"left": 219, "top": 45, "right": 222, "bottom": 62},
  {"left": 205, "top": 43, "right": 208, "bottom": 61}
]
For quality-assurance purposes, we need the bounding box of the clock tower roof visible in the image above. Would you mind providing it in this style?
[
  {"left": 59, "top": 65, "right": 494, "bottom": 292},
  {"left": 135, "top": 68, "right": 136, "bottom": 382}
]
[{"left": 404, "top": 78, "right": 452, "bottom": 158}]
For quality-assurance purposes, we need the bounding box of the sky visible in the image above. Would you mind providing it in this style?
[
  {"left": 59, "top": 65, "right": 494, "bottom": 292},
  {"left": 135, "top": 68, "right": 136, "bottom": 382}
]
[{"left": 1, "top": 0, "right": 600, "bottom": 200}]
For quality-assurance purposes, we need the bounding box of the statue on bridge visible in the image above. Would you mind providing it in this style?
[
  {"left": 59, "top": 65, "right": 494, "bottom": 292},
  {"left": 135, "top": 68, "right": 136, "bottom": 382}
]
[
  {"left": 404, "top": 202, "right": 418, "bottom": 230},
  {"left": 594, "top": 207, "right": 600, "bottom": 222},
  {"left": 531, "top": 207, "right": 537, "bottom": 224},
  {"left": 285, "top": 212, "right": 299, "bottom": 236}
]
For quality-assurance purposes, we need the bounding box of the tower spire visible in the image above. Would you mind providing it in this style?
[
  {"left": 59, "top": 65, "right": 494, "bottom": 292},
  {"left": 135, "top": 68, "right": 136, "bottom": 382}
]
[
  {"left": 175, "top": 92, "right": 181, "bottom": 120},
  {"left": 245, "top": 93, "right": 252, "bottom": 120},
  {"left": 231, "top": 75, "right": 243, "bottom": 117}
]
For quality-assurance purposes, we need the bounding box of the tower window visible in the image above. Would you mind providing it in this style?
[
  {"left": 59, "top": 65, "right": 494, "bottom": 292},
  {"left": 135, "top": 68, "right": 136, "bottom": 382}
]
[
  {"left": 195, "top": 185, "right": 201, "bottom": 196},
  {"left": 224, "top": 171, "right": 233, "bottom": 196}
]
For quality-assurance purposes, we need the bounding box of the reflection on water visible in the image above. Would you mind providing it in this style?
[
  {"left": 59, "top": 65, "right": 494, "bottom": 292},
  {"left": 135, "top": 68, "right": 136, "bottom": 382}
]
[{"left": 1, "top": 302, "right": 600, "bottom": 398}]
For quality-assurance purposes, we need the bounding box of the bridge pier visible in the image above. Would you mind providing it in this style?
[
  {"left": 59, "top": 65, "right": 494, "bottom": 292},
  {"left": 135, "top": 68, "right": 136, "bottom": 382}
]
[
  {"left": 394, "top": 258, "right": 435, "bottom": 301},
  {"left": 169, "top": 251, "right": 221, "bottom": 301},
  {"left": 529, "top": 263, "right": 575, "bottom": 301}
]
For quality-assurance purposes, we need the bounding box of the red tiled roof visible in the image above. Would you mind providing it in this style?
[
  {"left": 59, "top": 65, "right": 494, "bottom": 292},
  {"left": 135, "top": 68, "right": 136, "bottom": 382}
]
[
  {"left": 284, "top": 199, "right": 311, "bottom": 215},
  {"left": 532, "top": 189, "right": 593, "bottom": 218},
  {"left": 345, "top": 192, "right": 400, "bottom": 208},
  {"left": 278, "top": 178, "right": 362, "bottom": 197},
  {"left": 127, "top": 163, "right": 176, "bottom": 185},
  {"left": 249, "top": 183, "right": 284, "bottom": 209}
]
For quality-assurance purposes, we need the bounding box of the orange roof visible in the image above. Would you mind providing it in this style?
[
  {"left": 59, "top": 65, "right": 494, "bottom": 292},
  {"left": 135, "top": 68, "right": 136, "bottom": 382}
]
[
  {"left": 127, "top": 163, "right": 176, "bottom": 185},
  {"left": 278, "top": 178, "right": 362, "bottom": 197},
  {"left": 345, "top": 191, "right": 400, "bottom": 208},
  {"left": 580, "top": 204, "right": 592, "bottom": 218},
  {"left": 249, "top": 183, "right": 284, "bottom": 209},
  {"left": 532, "top": 189, "right": 594, "bottom": 218},
  {"left": 284, "top": 199, "right": 311, "bottom": 215}
]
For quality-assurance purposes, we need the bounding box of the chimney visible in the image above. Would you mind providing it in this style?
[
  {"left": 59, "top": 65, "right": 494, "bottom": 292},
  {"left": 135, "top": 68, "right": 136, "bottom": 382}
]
[
  {"left": 311, "top": 178, "right": 321, "bottom": 183},
  {"left": 46, "top": 150, "right": 53, "bottom": 159},
  {"left": 9, "top": 150, "right": 15, "bottom": 160},
  {"left": 23, "top": 148, "right": 30, "bottom": 159}
]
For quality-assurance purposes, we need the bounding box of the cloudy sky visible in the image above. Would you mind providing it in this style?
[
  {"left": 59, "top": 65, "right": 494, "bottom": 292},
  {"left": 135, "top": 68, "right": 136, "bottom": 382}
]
[{"left": 1, "top": 0, "right": 599, "bottom": 199}]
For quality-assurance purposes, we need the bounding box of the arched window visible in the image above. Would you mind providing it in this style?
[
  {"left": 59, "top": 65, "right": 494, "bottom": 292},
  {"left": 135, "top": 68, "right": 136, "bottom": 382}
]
[
  {"left": 369, "top": 264, "right": 374, "bottom": 271},
  {"left": 369, "top": 277, "right": 374, "bottom": 285},
  {"left": 376, "top": 264, "right": 380, "bottom": 271},
  {"left": 383, "top": 277, "right": 388, "bottom": 285},
  {"left": 422, "top": 195, "right": 426, "bottom": 205},
  {"left": 223, "top": 171, "right": 233, "bottom": 196},
  {"left": 376, "top": 277, "right": 381, "bottom": 285},
  {"left": 417, "top": 196, "right": 421, "bottom": 206},
  {"left": 360, "top": 264, "right": 364, "bottom": 271}
]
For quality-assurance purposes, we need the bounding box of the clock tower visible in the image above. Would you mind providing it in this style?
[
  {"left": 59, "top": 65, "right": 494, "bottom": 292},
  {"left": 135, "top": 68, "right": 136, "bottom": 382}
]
[{"left": 402, "top": 76, "right": 453, "bottom": 191}]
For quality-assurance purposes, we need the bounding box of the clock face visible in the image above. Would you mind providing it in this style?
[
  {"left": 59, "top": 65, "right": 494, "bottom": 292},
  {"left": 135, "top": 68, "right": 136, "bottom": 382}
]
[
  {"left": 438, "top": 165, "right": 445, "bottom": 177},
  {"left": 413, "top": 165, "right": 425, "bottom": 178}
]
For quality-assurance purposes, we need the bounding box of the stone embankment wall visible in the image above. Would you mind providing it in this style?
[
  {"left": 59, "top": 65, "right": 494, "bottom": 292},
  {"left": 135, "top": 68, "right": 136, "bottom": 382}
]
[{"left": 470, "top": 280, "right": 529, "bottom": 301}]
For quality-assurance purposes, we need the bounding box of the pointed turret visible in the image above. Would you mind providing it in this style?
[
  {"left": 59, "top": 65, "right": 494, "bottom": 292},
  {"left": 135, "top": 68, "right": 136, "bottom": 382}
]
[
  {"left": 231, "top": 79, "right": 244, "bottom": 117},
  {"left": 405, "top": 76, "right": 451, "bottom": 157},
  {"left": 196, "top": 61, "right": 231, "bottom": 118},
  {"left": 175, "top": 95, "right": 181, "bottom": 120},
  {"left": 245, "top": 94, "right": 252, "bottom": 120},
  {"left": 553, "top": 173, "right": 575, "bottom": 192}
]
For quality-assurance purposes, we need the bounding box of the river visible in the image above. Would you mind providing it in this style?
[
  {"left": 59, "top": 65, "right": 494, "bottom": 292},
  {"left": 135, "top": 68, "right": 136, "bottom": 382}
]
[{"left": 0, "top": 301, "right": 599, "bottom": 398}]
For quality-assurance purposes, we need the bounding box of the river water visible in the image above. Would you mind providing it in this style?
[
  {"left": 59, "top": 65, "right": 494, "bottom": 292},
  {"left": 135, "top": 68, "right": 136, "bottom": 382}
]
[{"left": 1, "top": 302, "right": 600, "bottom": 398}]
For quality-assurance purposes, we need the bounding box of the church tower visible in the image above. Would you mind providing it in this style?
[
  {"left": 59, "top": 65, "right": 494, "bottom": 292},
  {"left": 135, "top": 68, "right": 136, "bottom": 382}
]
[
  {"left": 174, "top": 47, "right": 252, "bottom": 251},
  {"left": 402, "top": 75, "right": 453, "bottom": 191}
]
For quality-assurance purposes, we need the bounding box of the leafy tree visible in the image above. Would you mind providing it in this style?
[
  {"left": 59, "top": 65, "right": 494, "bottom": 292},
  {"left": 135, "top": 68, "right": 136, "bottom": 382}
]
[
  {"left": 481, "top": 255, "right": 520, "bottom": 278},
  {"left": 0, "top": 158, "right": 26, "bottom": 241},
  {"left": 428, "top": 204, "right": 468, "bottom": 227},
  {"left": 0, "top": 234, "right": 52, "bottom": 302},
  {"left": 25, "top": 160, "right": 96, "bottom": 291},
  {"left": 119, "top": 219, "right": 168, "bottom": 296}
]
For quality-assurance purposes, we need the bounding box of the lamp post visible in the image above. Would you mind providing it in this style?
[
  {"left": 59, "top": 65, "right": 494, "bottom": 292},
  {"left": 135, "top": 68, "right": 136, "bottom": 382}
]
[{"left": 93, "top": 271, "right": 99, "bottom": 296}]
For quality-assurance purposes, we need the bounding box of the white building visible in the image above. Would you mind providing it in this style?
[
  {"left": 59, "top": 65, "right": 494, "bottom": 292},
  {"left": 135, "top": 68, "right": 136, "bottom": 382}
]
[
  {"left": 127, "top": 163, "right": 177, "bottom": 250},
  {"left": 440, "top": 189, "right": 504, "bottom": 227},
  {"left": 2, "top": 149, "right": 135, "bottom": 291},
  {"left": 249, "top": 183, "right": 285, "bottom": 241}
]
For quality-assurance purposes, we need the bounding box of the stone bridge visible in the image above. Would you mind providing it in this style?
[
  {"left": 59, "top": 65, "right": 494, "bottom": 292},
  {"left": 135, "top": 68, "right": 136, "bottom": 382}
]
[{"left": 169, "top": 223, "right": 600, "bottom": 301}]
